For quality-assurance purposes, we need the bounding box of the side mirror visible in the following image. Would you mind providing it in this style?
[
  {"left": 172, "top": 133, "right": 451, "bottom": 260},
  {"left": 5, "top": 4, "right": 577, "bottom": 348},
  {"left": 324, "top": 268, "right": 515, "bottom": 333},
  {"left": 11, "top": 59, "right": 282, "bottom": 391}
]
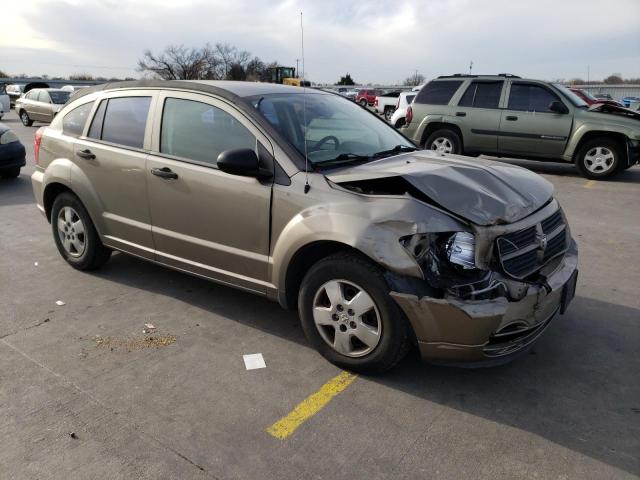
[
  {"left": 549, "top": 101, "right": 568, "bottom": 114},
  {"left": 217, "top": 148, "right": 271, "bottom": 178}
]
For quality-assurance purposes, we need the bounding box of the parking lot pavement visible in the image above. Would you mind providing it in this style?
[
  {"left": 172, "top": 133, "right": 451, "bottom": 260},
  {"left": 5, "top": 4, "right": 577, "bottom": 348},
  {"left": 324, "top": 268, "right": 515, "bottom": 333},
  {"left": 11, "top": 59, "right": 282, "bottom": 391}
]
[{"left": 1, "top": 109, "right": 639, "bottom": 480}]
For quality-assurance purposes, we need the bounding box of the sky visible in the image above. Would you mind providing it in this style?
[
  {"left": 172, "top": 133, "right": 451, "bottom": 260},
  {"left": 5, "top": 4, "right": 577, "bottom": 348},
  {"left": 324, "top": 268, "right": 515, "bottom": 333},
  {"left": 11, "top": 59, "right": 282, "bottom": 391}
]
[{"left": 1, "top": 0, "right": 639, "bottom": 84}]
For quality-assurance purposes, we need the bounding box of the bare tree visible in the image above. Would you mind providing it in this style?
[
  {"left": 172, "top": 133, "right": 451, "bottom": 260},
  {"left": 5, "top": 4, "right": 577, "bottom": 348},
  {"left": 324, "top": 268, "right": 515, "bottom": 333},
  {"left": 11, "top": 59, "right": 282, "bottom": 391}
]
[
  {"left": 138, "top": 45, "right": 214, "bottom": 80},
  {"left": 404, "top": 72, "right": 425, "bottom": 86},
  {"left": 0, "top": 68, "right": 8, "bottom": 78},
  {"left": 68, "top": 73, "right": 94, "bottom": 81}
]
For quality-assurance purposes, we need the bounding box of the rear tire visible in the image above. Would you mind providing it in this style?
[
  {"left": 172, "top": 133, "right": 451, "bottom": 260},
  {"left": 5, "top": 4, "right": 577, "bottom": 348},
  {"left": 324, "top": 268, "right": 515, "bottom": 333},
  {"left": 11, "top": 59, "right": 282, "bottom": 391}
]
[
  {"left": 384, "top": 107, "right": 395, "bottom": 121},
  {"left": 51, "top": 192, "right": 111, "bottom": 270},
  {"left": 20, "top": 110, "right": 33, "bottom": 126},
  {"left": 394, "top": 118, "right": 406, "bottom": 129},
  {"left": 575, "top": 137, "right": 622, "bottom": 179},
  {"left": 0, "top": 167, "right": 20, "bottom": 179},
  {"left": 423, "top": 129, "right": 462, "bottom": 154},
  {"left": 359, "top": 99, "right": 368, "bottom": 108},
  {"left": 298, "top": 252, "right": 412, "bottom": 374}
]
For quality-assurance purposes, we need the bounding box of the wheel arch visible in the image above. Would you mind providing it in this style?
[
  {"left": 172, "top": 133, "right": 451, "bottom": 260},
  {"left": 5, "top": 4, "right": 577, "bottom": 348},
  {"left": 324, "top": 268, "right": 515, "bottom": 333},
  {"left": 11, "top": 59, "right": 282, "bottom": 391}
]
[
  {"left": 280, "top": 240, "right": 357, "bottom": 309},
  {"left": 571, "top": 130, "right": 629, "bottom": 163},
  {"left": 420, "top": 122, "right": 464, "bottom": 149}
]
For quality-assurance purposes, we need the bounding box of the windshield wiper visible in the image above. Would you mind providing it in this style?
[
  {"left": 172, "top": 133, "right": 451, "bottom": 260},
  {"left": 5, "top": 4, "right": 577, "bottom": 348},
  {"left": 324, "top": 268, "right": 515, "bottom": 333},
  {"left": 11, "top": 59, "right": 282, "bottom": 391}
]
[
  {"left": 314, "top": 153, "right": 371, "bottom": 168},
  {"left": 371, "top": 144, "right": 417, "bottom": 159}
]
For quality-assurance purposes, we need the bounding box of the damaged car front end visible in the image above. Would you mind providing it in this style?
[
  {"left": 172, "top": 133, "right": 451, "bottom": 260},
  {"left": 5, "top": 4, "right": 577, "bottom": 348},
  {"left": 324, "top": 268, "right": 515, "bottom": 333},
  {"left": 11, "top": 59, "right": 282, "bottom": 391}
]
[{"left": 326, "top": 153, "right": 578, "bottom": 365}]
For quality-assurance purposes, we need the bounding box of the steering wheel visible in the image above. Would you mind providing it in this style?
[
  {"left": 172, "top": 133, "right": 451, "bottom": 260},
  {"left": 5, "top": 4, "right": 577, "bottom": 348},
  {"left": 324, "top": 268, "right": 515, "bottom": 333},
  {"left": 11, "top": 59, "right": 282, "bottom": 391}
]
[{"left": 310, "top": 135, "right": 340, "bottom": 152}]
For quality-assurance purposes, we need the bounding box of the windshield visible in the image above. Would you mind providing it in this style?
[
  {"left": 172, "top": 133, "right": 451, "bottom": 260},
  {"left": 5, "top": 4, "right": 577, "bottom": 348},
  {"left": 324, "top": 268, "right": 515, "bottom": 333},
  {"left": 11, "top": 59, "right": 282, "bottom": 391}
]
[
  {"left": 553, "top": 84, "right": 588, "bottom": 107},
  {"left": 49, "top": 91, "right": 71, "bottom": 104},
  {"left": 250, "top": 93, "right": 414, "bottom": 165}
]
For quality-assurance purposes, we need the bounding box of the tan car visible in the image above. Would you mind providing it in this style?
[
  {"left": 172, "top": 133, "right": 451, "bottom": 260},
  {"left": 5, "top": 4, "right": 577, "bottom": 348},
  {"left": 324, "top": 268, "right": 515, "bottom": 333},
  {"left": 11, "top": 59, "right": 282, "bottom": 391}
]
[
  {"left": 31, "top": 81, "right": 578, "bottom": 372},
  {"left": 15, "top": 88, "right": 71, "bottom": 126}
]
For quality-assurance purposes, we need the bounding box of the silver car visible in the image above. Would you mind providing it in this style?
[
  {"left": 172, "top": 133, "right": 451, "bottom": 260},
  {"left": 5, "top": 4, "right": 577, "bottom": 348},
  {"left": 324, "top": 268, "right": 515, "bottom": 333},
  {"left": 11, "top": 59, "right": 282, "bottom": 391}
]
[{"left": 15, "top": 88, "right": 71, "bottom": 126}]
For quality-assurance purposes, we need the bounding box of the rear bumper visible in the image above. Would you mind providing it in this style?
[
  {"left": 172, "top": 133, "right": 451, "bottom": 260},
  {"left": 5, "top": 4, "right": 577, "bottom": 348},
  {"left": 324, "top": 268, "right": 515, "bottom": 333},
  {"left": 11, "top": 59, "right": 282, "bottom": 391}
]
[
  {"left": 390, "top": 240, "right": 578, "bottom": 365},
  {"left": 31, "top": 169, "right": 46, "bottom": 216}
]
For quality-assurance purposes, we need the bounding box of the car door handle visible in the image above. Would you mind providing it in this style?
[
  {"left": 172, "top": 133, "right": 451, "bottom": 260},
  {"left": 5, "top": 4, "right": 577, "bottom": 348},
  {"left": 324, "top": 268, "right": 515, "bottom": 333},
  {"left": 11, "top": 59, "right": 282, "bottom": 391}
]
[
  {"left": 151, "top": 167, "right": 178, "bottom": 180},
  {"left": 76, "top": 149, "right": 96, "bottom": 160},
  {"left": 455, "top": 111, "right": 467, "bottom": 117},
  {"left": 505, "top": 115, "right": 518, "bottom": 121}
]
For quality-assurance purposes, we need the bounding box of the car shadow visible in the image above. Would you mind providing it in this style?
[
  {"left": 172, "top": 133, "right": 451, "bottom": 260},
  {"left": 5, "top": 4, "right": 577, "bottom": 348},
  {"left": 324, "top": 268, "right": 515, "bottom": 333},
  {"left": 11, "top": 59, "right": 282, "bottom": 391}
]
[
  {"left": 92, "top": 252, "right": 639, "bottom": 476},
  {"left": 484, "top": 156, "right": 640, "bottom": 183},
  {"left": 0, "top": 174, "right": 35, "bottom": 207}
]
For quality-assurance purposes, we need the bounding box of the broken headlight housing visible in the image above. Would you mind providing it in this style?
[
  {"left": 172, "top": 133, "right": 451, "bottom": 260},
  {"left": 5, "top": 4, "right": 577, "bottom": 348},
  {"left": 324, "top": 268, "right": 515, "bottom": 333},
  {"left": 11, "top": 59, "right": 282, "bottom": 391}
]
[{"left": 400, "top": 232, "right": 505, "bottom": 300}]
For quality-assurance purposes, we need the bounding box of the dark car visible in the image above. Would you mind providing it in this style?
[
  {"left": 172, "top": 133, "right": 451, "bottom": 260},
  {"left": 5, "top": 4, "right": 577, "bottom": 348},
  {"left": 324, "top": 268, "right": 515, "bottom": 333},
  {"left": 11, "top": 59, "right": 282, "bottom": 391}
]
[{"left": 0, "top": 124, "right": 26, "bottom": 178}]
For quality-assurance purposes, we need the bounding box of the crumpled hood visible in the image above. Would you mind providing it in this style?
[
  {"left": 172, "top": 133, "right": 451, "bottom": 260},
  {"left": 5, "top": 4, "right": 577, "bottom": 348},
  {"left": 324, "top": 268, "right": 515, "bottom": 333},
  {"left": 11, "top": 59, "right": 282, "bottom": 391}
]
[
  {"left": 325, "top": 151, "right": 554, "bottom": 226},
  {"left": 587, "top": 103, "right": 640, "bottom": 121}
]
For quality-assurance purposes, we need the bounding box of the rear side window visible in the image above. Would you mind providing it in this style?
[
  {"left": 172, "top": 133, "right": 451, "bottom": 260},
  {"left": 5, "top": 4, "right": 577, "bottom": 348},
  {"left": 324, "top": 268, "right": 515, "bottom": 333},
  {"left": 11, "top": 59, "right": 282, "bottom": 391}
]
[
  {"left": 88, "top": 100, "right": 107, "bottom": 139},
  {"left": 414, "top": 81, "right": 463, "bottom": 105},
  {"left": 37, "top": 91, "right": 50, "bottom": 103},
  {"left": 160, "top": 98, "right": 256, "bottom": 166},
  {"left": 508, "top": 84, "right": 561, "bottom": 113},
  {"left": 99, "top": 97, "right": 151, "bottom": 148},
  {"left": 62, "top": 102, "right": 94, "bottom": 138},
  {"left": 406, "top": 95, "right": 416, "bottom": 104},
  {"left": 458, "top": 81, "right": 503, "bottom": 108}
]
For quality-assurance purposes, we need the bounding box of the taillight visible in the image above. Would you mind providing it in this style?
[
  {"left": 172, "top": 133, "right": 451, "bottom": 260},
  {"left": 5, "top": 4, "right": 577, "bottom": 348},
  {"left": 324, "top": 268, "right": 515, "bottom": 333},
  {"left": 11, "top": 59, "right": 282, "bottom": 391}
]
[
  {"left": 34, "top": 127, "right": 45, "bottom": 165},
  {"left": 396, "top": 98, "right": 400, "bottom": 109},
  {"left": 406, "top": 105, "right": 413, "bottom": 125}
]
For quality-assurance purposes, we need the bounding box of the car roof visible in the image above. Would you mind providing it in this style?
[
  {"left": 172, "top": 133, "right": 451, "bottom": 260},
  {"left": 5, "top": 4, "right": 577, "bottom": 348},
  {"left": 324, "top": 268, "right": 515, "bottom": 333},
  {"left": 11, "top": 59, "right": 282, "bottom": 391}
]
[{"left": 69, "top": 79, "right": 326, "bottom": 104}]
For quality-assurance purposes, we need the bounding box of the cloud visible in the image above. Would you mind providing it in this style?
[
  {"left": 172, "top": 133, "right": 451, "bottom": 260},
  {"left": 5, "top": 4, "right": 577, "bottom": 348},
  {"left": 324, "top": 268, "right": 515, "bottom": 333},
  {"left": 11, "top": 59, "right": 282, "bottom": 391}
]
[{"left": 2, "top": 0, "right": 639, "bottom": 83}]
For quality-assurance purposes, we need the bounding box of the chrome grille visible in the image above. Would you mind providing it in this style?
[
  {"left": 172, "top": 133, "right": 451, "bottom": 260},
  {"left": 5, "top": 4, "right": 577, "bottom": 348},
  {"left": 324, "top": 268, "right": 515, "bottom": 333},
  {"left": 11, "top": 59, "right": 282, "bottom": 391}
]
[{"left": 496, "top": 209, "right": 567, "bottom": 279}]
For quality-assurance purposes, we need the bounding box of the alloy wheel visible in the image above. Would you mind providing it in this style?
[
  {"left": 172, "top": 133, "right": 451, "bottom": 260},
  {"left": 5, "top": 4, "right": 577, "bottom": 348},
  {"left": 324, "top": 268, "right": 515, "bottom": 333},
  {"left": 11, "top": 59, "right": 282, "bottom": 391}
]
[
  {"left": 57, "top": 206, "right": 86, "bottom": 257},
  {"left": 431, "top": 137, "right": 453, "bottom": 154},
  {"left": 312, "top": 279, "right": 382, "bottom": 357},
  {"left": 584, "top": 146, "right": 615, "bottom": 174}
]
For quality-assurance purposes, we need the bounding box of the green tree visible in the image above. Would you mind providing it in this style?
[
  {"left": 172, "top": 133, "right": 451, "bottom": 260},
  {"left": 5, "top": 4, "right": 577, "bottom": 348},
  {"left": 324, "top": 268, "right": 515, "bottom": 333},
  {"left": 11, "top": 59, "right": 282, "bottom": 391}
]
[
  {"left": 604, "top": 74, "right": 623, "bottom": 84},
  {"left": 337, "top": 73, "right": 355, "bottom": 85}
]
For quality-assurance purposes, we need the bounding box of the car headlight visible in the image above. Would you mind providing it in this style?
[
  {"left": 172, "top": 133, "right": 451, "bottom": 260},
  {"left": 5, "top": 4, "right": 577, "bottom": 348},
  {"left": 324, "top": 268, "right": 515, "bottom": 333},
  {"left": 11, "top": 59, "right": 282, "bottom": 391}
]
[
  {"left": 400, "top": 232, "right": 503, "bottom": 299},
  {"left": 0, "top": 130, "right": 19, "bottom": 145}
]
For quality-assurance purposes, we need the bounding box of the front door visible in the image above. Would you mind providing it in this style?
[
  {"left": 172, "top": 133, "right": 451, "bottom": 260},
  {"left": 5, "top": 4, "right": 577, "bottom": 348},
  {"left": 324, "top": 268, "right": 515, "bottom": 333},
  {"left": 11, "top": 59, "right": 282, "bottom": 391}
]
[
  {"left": 498, "top": 82, "right": 573, "bottom": 158},
  {"left": 146, "top": 92, "right": 272, "bottom": 294}
]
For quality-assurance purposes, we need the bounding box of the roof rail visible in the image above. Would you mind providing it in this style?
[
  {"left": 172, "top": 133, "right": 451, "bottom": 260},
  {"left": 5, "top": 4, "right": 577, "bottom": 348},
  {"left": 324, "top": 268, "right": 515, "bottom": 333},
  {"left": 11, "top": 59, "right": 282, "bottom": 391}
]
[{"left": 437, "top": 73, "right": 521, "bottom": 79}]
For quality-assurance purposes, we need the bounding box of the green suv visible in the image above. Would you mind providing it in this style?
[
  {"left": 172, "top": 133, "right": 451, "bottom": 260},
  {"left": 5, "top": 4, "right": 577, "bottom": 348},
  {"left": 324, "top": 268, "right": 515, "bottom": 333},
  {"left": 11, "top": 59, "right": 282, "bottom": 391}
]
[{"left": 402, "top": 74, "right": 640, "bottom": 179}]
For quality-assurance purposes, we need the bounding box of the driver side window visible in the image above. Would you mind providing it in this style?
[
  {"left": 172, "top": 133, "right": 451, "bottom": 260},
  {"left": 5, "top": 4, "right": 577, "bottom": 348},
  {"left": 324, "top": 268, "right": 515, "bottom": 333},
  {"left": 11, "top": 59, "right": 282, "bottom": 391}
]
[
  {"left": 508, "top": 84, "right": 561, "bottom": 113},
  {"left": 160, "top": 98, "right": 256, "bottom": 166}
]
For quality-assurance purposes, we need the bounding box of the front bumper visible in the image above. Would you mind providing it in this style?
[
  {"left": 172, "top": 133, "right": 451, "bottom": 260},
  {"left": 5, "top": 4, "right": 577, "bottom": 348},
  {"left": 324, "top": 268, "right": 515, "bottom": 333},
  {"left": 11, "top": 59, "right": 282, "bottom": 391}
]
[
  {"left": 390, "top": 240, "right": 578, "bottom": 364},
  {"left": 0, "top": 142, "right": 26, "bottom": 169}
]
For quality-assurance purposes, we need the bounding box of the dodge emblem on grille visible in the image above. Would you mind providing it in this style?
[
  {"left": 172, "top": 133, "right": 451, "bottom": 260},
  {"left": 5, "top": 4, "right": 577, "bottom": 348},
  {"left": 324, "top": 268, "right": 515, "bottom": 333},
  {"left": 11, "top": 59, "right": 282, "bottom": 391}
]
[{"left": 536, "top": 232, "right": 548, "bottom": 251}]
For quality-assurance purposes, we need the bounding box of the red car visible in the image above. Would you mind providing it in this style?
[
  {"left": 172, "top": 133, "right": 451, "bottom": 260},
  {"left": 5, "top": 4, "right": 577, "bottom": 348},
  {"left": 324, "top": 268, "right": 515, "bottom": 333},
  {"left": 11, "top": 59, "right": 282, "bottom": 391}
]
[
  {"left": 569, "top": 87, "right": 623, "bottom": 107},
  {"left": 355, "top": 89, "right": 382, "bottom": 107}
]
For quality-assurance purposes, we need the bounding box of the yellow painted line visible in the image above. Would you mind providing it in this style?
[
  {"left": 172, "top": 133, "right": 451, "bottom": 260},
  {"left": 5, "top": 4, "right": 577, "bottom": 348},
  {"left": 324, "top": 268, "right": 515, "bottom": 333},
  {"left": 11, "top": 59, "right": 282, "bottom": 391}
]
[
  {"left": 584, "top": 180, "right": 596, "bottom": 188},
  {"left": 266, "top": 371, "right": 357, "bottom": 440}
]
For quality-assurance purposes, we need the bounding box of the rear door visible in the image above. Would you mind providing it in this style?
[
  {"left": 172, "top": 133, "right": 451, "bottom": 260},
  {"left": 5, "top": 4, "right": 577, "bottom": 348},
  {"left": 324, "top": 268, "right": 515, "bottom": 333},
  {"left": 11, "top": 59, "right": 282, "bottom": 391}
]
[
  {"left": 146, "top": 91, "right": 272, "bottom": 293},
  {"left": 498, "top": 82, "right": 572, "bottom": 158},
  {"left": 452, "top": 80, "right": 505, "bottom": 155},
  {"left": 34, "top": 91, "right": 51, "bottom": 121},
  {"left": 73, "top": 91, "right": 156, "bottom": 259}
]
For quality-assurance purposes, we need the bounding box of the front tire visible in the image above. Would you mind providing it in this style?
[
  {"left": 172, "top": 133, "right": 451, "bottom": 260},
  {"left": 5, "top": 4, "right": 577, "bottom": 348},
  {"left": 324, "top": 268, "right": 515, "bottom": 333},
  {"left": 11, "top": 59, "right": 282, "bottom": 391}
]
[
  {"left": 423, "top": 129, "right": 462, "bottom": 154},
  {"left": 298, "top": 252, "right": 412, "bottom": 374},
  {"left": 51, "top": 192, "right": 111, "bottom": 270},
  {"left": 575, "top": 137, "right": 622, "bottom": 179},
  {"left": 359, "top": 99, "right": 368, "bottom": 108},
  {"left": 20, "top": 110, "right": 33, "bottom": 126}
]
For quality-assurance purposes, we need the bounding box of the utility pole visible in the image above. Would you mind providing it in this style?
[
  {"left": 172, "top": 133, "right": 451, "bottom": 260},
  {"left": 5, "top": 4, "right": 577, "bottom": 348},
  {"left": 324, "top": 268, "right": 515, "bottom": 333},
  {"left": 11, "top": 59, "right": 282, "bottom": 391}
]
[
  {"left": 469, "top": 60, "right": 473, "bottom": 75},
  {"left": 587, "top": 65, "right": 590, "bottom": 84},
  {"left": 296, "top": 59, "right": 300, "bottom": 77}
]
